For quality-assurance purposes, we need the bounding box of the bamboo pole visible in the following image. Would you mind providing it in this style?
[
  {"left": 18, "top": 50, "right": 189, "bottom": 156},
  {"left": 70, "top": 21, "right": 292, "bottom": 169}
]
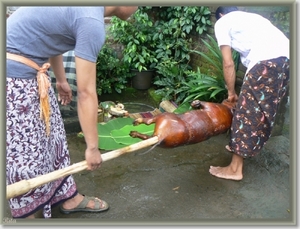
[{"left": 6, "top": 136, "right": 159, "bottom": 199}]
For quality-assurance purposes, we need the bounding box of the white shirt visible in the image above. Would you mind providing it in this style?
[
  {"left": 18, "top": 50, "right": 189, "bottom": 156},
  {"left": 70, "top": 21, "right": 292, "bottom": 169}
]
[{"left": 214, "top": 11, "right": 289, "bottom": 73}]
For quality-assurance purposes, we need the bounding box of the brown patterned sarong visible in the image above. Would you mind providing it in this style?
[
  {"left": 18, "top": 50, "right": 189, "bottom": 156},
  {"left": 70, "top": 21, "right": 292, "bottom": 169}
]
[
  {"left": 6, "top": 52, "right": 52, "bottom": 136},
  {"left": 228, "top": 57, "right": 289, "bottom": 158},
  {"left": 6, "top": 77, "right": 77, "bottom": 218}
]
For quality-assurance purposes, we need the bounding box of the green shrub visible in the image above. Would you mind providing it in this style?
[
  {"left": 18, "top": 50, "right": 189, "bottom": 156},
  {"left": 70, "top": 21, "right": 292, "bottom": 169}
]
[{"left": 96, "top": 42, "right": 132, "bottom": 95}]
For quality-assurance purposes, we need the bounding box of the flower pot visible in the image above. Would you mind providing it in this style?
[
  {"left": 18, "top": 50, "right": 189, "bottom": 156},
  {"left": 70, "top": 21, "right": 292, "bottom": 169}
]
[{"left": 131, "top": 69, "right": 154, "bottom": 90}]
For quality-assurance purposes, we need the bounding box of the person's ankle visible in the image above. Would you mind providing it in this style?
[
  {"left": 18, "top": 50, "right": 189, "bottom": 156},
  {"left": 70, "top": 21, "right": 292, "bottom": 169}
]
[{"left": 26, "top": 214, "right": 35, "bottom": 219}]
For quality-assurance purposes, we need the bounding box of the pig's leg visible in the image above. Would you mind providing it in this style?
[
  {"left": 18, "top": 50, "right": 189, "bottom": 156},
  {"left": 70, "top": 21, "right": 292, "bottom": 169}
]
[
  {"left": 129, "top": 131, "right": 152, "bottom": 140},
  {"left": 130, "top": 117, "right": 157, "bottom": 140},
  {"left": 133, "top": 117, "right": 157, "bottom": 126}
]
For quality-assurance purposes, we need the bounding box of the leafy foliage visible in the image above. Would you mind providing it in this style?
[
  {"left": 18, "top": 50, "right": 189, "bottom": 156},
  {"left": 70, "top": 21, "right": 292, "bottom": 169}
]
[
  {"left": 95, "top": 42, "right": 132, "bottom": 96},
  {"left": 153, "top": 34, "right": 240, "bottom": 105},
  {"left": 181, "top": 68, "right": 227, "bottom": 103},
  {"left": 109, "top": 6, "right": 212, "bottom": 73},
  {"left": 154, "top": 66, "right": 227, "bottom": 104},
  {"left": 152, "top": 6, "right": 211, "bottom": 64},
  {"left": 109, "top": 8, "right": 158, "bottom": 71},
  {"left": 191, "top": 34, "right": 240, "bottom": 79},
  {"left": 153, "top": 60, "right": 192, "bottom": 103},
  {"left": 147, "top": 7, "right": 215, "bottom": 103}
]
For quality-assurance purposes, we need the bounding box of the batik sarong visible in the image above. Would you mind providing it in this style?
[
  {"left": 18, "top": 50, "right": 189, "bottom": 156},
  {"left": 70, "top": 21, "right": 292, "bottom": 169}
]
[
  {"left": 228, "top": 56, "right": 289, "bottom": 158},
  {"left": 6, "top": 76, "right": 78, "bottom": 218}
]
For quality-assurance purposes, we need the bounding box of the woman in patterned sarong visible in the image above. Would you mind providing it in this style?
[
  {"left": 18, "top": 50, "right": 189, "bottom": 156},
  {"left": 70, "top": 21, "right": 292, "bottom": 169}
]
[
  {"left": 209, "top": 6, "right": 290, "bottom": 181},
  {"left": 6, "top": 6, "right": 138, "bottom": 218}
]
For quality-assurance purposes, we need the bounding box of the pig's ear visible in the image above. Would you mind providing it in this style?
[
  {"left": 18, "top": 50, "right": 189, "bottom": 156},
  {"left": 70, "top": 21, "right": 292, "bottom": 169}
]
[{"left": 190, "top": 100, "right": 202, "bottom": 109}]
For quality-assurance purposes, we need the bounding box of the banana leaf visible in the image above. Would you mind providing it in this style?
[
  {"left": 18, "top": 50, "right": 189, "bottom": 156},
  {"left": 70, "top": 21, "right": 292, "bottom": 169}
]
[
  {"left": 97, "top": 117, "right": 155, "bottom": 150},
  {"left": 111, "top": 123, "right": 154, "bottom": 145},
  {"left": 97, "top": 117, "right": 134, "bottom": 150}
]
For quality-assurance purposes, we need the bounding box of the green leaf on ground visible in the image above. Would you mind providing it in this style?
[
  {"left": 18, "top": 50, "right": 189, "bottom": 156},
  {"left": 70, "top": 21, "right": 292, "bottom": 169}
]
[
  {"left": 111, "top": 123, "right": 155, "bottom": 145},
  {"left": 96, "top": 117, "right": 155, "bottom": 150},
  {"left": 97, "top": 117, "right": 134, "bottom": 150}
]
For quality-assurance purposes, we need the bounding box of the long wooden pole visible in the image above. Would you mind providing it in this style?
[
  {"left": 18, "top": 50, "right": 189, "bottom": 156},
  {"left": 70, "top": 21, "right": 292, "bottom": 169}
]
[{"left": 6, "top": 136, "right": 159, "bottom": 199}]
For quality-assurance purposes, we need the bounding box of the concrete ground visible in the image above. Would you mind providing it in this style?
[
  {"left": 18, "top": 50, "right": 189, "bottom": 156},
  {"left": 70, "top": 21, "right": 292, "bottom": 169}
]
[
  {"left": 54, "top": 132, "right": 292, "bottom": 225},
  {"left": 3, "top": 90, "right": 295, "bottom": 226}
]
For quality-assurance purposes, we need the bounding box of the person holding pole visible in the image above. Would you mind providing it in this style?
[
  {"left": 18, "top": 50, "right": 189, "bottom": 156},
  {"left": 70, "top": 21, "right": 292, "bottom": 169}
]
[
  {"left": 6, "top": 6, "right": 138, "bottom": 219},
  {"left": 209, "top": 6, "right": 289, "bottom": 181}
]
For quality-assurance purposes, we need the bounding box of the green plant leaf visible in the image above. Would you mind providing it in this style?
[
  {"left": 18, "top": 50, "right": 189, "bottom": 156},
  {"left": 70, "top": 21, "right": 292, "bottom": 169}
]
[
  {"left": 173, "top": 102, "right": 192, "bottom": 114},
  {"left": 97, "top": 117, "right": 134, "bottom": 150},
  {"left": 209, "top": 87, "right": 226, "bottom": 98},
  {"left": 111, "top": 123, "right": 155, "bottom": 145},
  {"left": 94, "top": 117, "right": 156, "bottom": 150}
]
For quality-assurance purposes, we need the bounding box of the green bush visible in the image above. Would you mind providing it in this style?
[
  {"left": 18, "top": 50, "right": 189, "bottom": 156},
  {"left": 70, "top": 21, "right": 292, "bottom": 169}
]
[
  {"left": 154, "top": 34, "right": 240, "bottom": 105},
  {"left": 109, "top": 8, "right": 158, "bottom": 72},
  {"left": 109, "top": 6, "right": 212, "bottom": 73},
  {"left": 96, "top": 42, "right": 132, "bottom": 95}
]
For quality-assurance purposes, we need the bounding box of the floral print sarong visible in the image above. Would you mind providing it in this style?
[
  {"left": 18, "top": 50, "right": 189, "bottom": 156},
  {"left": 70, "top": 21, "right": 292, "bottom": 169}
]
[
  {"left": 6, "top": 76, "right": 77, "bottom": 218},
  {"left": 229, "top": 56, "right": 289, "bottom": 158}
]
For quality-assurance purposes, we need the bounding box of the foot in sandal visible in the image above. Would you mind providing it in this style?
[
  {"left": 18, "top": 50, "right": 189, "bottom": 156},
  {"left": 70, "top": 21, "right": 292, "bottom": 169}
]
[{"left": 60, "top": 193, "right": 109, "bottom": 214}]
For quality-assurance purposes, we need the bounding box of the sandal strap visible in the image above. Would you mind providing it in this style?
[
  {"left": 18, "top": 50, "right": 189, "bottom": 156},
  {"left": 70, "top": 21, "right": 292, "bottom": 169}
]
[
  {"left": 76, "top": 195, "right": 103, "bottom": 209},
  {"left": 76, "top": 195, "right": 90, "bottom": 209}
]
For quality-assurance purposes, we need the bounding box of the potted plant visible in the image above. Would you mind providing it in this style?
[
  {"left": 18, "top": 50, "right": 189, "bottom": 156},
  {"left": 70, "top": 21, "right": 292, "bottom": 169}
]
[
  {"left": 109, "top": 7, "right": 158, "bottom": 90},
  {"left": 108, "top": 6, "right": 213, "bottom": 92}
]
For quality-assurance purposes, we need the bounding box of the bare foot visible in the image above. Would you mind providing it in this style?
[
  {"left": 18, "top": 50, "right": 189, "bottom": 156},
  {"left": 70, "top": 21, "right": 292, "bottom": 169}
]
[
  {"left": 26, "top": 214, "right": 35, "bottom": 219},
  {"left": 209, "top": 154, "right": 244, "bottom": 181},
  {"left": 209, "top": 165, "right": 243, "bottom": 180},
  {"left": 62, "top": 193, "right": 107, "bottom": 210},
  {"left": 225, "top": 145, "right": 232, "bottom": 152}
]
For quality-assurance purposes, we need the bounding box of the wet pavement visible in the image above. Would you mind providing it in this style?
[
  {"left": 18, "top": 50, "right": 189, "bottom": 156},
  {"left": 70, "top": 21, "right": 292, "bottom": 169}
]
[
  {"left": 59, "top": 132, "right": 291, "bottom": 223},
  {"left": 3, "top": 89, "right": 294, "bottom": 226}
]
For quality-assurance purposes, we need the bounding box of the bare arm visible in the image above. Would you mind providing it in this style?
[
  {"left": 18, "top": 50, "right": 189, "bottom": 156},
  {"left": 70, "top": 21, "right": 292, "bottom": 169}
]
[
  {"left": 75, "top": 56, "right": 102, "bottom": 170},
  {"left": 49, "top": 55, "right": 72, "bottom": 105},
  {"left": 104, "top": 6, "right": 138, "bottom": 20},
  {"left": 220, "top": 45, "right": 239, "bottom": 103},
  {"left": 49, "top": 55, "right": 65, "bottom": 82}
]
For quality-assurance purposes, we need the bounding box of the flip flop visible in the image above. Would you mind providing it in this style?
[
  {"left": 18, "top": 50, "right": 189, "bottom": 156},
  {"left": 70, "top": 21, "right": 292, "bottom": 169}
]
[{"left": 60, "top": 195, "right": 109, "bottom": 214}]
